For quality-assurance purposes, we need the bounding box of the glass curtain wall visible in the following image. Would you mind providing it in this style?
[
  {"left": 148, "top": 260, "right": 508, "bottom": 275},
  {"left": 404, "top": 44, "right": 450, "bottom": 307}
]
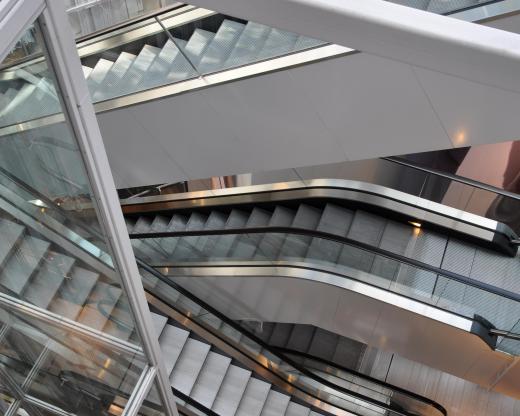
[{"left": 0, "top": 3, "right": 174, "bottom": 416}]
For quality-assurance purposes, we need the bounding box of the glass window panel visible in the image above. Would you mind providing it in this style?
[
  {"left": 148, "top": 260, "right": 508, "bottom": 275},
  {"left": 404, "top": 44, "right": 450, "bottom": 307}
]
[{"left": 0, "top": 304, "right": 146, "bottom": 416}]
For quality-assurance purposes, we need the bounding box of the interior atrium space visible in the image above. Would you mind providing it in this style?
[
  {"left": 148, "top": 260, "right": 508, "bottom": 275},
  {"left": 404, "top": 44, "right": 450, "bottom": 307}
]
[{"left": 1, "top": 1, "right": 520, "bottom": 416}]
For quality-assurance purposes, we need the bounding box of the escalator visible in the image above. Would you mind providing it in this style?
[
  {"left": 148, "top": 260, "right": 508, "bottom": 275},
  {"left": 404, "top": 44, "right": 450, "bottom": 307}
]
[
  {"left": 0, "top": 165, "right": 448, "bottom": 416},
  {"left": 120, "top": 173, "right": 520, "bottom": 399}
]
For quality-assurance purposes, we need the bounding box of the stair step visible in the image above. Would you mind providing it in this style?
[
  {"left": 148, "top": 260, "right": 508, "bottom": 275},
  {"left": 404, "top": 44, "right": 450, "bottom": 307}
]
[
  {"left": 198, "top": 19, "right": 245, "bottom": 73},
  {"left": 337, "top": 211, "right": 386, "bottom": 273},
  {"left": 92, "top": 52, "right": 136, "bottom": 101},
  {"left": 51, "top": 266, "right": 99, "bottom": 319},
  {"left": 285, "top": 402, "right": 311, "bottom": 416},
  {"left": 171, "top": 212, "right": 208, "bottom": 261},
  {"left": 268, "top": 323, "right": 293, "bottom": 347},
  {"left": 150, "top": 311, "right": 168, "bottom": 337},
  {"left": 210, "top": 209, "right": 249, "bottom": 258},
  {"left": 0, "top": 220, "right": 24, "bottom": 265},
  {"left": 236, "top": 378, "right": 271, "bottom": 416},
  {"left": 86, "top": 58, "right": 114, "bottom": 92},
  {"left": 306, "top": 203, "right": 353, "bottom": 264},
  {"left": 254, "top": 206, "right": 295, "bottom": 260},
  {"left": 286, "top": 325, "right": 315, "bottom": 353},
  {"left": 212, "top": 365, "right": 252, "bottom": 415},
  {"left": 256, "top": 28, "right": 299, "bottom": 60},
  {"left": 230, "top": 207, "right": 271, "bottom": 259},
  {"left": 158, "top": 324, "right": 190, "bottom": 376},
  {"left": 199, "top": 211, "right": 228, "bottom": 256},
  {"left": 0, "top": 235, "right": 50, "bottom": 295},
  {"left": 76, "top": 282, "right": 122, "bottom": 330},
  {"left": 224, "top": 21, "right": 271, "bottom": 69},
  {"left": 170, "top": 338, "right": 211, "bottom": 395},
  {"left": 278, "top": 204, "right": 321, "bottom": 259},
  {"left": 260, "top": 390, "right": 290, "bottom": 416},
  {"left": 141, "top": 40, "right": 182, "bottom": 89},
  {"left": 183, "top": 29, "right": 215, "bottom": 66},
  {"left": 23, "top": 252, "right": 75, "bottom": 309},
  {"left": 166, "top": 38, "right": 197, "bottom": 82},
  {"left": 190, "top": 351, "right": 232, "bottom": 409},
  {"left": 117, "top": 44, "right": 162, "bottom": 96},
  {"left": 293, "top": 36, "right": 324, "bottom": 51}
]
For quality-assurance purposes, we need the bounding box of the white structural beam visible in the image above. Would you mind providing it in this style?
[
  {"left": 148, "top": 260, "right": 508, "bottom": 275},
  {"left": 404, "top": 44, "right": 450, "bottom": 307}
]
[
  {"left": 0, "top": 0, "right": 44, "bottom": 63},
  {"left": 192, "top": 0, "right": 520, "bottom": 94}
]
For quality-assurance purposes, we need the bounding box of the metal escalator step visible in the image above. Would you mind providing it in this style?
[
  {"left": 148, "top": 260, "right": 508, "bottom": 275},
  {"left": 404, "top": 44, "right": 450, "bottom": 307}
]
[
  {"left": 154, "top": 213, "right": 188, "bottom": 255},
  {"left": 166, "top": 38, "right": 197, "bottom": 82},
  {"left": 76, "top": 282, "right": 122, "bottom": 330},
  {"left": 170, "top": 338, "right": 211, "bottom": 395},
  {"left": 183, "top": 29, "right": 215, "bottom": 67},
  {"left": 336, "top": 210, "right": 386, "bottom": 273},
  {"left": 133, "top": 216, "right": 154, "bottom": 233},
  {"left": 53, "top": 266, "right": 99, "bottom": 315},
  {"left": 278, "top": 204, "right": 321, "bottom": 259},
  {"left": 198, "top": 19, "right": 245, "bottom": 74},
  {"left": 254, "top": 206, "right": 295, "bottom": 260},
  {"left": 150, "top": 311, "right": 168, "bottom": 337},
  {"left": 86, "top": 58, "right": 114, "bottom": 92},
  {"left": 230, "top": 207, "right": 271, "bottom": 259},
  {"left": 159, "top": 324, "right": 190, "bottom": 376},
  {"left": 190, "top": 351, "right": 232, "bottom": 408},
  {"left": 307, "top": 328, "right": 338, "bottom": 361},
  {"left": 256, "top": 28, "right": 299, "bottom": 60},
  {"left": 212, "top": 365, "right": 252, "bottom": 415},
  {"left": 92, "top": 52, "right": 136, "bottom": 101},
  {"left": 0, "top": 83, "right": 36, "bottom": 120},
  {"left": 285, "top": 402, "right": 311, "bottom": 416},
  {"left": 23, "top": 251, "right": 75, "bottom": 309},
  {"left": 268, "top": 323, "right": 293, "bottom": 347},
  {"left": 210, "top": 209, "right": 249, "bottom": 258},
  {"left": 224, "top": 21, "right": 271, "bottom": 68},
  {"left": 0, "top": 235, "right": 50, "bottom": 295},
  {"left": 306, "top": 203, "right": 353, "bottom": 264},
  {"left": 172, "top": 212, "right": 208, "bottom": 261},
  {"left": 286, "top": 325, "right": 315, "bottom": 353},
  {"left": 125, "top": 217, "right": 136, "bottom": 233},
  {"left": 142, "top": 40, "right": 181, "bottom": 88},
  {"left": 260, "top": 390, "right": 290, "bottom": 416},
  {"left": 200, "top": 211, "right": 228, "bottom": 256},
  {"left": 0, "top": 219, "right": 24, "bottom": 265},
  {"left": 235, "top": 378, "right": 271, "bottom": 416},
  {"left": 82, "top": 65, "right": 93, "bottom": 78},
  {"left": 117, "top": 44, "right": 161, "bottom": 96},
  {"left": 293, "top": 36, "right": 325, "bottom": 51}
]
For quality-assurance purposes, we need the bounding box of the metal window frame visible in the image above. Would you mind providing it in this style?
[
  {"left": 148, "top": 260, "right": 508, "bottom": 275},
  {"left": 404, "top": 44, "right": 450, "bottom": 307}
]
[{"left": 0, "top": 2, "right": 178, "bottom": 416}]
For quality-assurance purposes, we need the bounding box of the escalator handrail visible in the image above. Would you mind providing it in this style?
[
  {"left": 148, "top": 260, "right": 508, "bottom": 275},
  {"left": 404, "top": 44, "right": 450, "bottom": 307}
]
[
  {"left": 130, "top": 225, "right": 520, "bottom": 304},
  {"left": 138, "top": 259, "right": 446, "bottom": 416},
  {"left": 274, "top": 347, "right": 447, "bottom": 415},
  {"left": 382, "top": 157, "right": 520, "bottom": 202}
]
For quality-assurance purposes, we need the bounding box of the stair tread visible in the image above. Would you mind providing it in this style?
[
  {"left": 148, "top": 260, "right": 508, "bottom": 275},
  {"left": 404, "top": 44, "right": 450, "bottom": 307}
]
[
  {"left": 199, "top": 19, "right": 245, "bottom": 73},
  {"left": 285, "top": 402, "right": 311, "bottom": 416},
  {"left": 225, "top": 21, "right": 272, "bottom": 68},
  {"left": 212, "top": 365, "right": 252, "bottom": 415},
  {"left": 75, "top": 282, "right": 122, "bottom": 330},
  {"left": 23, "top": 251, "right": 75, "bottom": 309},
  {"left": 190, "top": 350, "right": 232, "bottom": 408},
  {"left": 260, "top": 390, "right": 290, "bottom": 416},
  {"left": 170, "top": 338, "right": 211, "bottom": 395},
  {"left": 158, "top": 324, "right": 190, "bottom": 376},
  {"left": 183, "top": 29, "right": 215, "bottom": 66},
  {"left": 0, "top": 219, "right": 24, "bottom": 265},
  {"left": 0, "top": 235, "right": 50, "bottom": 295},
  {"left": 235, "top": 378, "right": 271, "bottom": 416}
]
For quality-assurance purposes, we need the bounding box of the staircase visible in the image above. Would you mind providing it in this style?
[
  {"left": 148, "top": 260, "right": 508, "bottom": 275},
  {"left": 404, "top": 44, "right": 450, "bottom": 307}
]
[
  {"left": 0, "top": 18, "right": 325, "bottom": 127},
  {"left": 150, "top": 311, "right": 328, "bottom": 416}
]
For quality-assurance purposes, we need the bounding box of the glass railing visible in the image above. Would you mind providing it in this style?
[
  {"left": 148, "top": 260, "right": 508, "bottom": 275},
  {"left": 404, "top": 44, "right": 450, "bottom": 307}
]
[
  {"left": 281, "top": 350, "right": 445, "bottom": 416},
  {"left": 139, "top": 263, "right": 446, "bottom": 416},
  {"left": 0, "top": 21, "right": 168, "bottom": 415},
  {"left": 0, "top": 8, "right": 327, "bottom": 131},
  {"left": 385, "top": 0, "right": 511, "bottom": 15},
  {"left": 131, "top": 231, "right": 520, "bottom": 355},
  {"left": 125, "top": 156, "right": 520, "bottom": 237}
]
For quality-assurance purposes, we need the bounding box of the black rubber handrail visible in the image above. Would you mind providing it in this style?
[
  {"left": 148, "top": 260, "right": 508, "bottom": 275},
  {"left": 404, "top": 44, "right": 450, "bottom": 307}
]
[
  {"left": 130, "top": 225, "right": 520, "bottom": 304},
  {"left": 139, "top": 259, "right": 445, "bottom": 416},
  {"left": 276, "top": 347, "right": 447, "bottom": 416}
]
